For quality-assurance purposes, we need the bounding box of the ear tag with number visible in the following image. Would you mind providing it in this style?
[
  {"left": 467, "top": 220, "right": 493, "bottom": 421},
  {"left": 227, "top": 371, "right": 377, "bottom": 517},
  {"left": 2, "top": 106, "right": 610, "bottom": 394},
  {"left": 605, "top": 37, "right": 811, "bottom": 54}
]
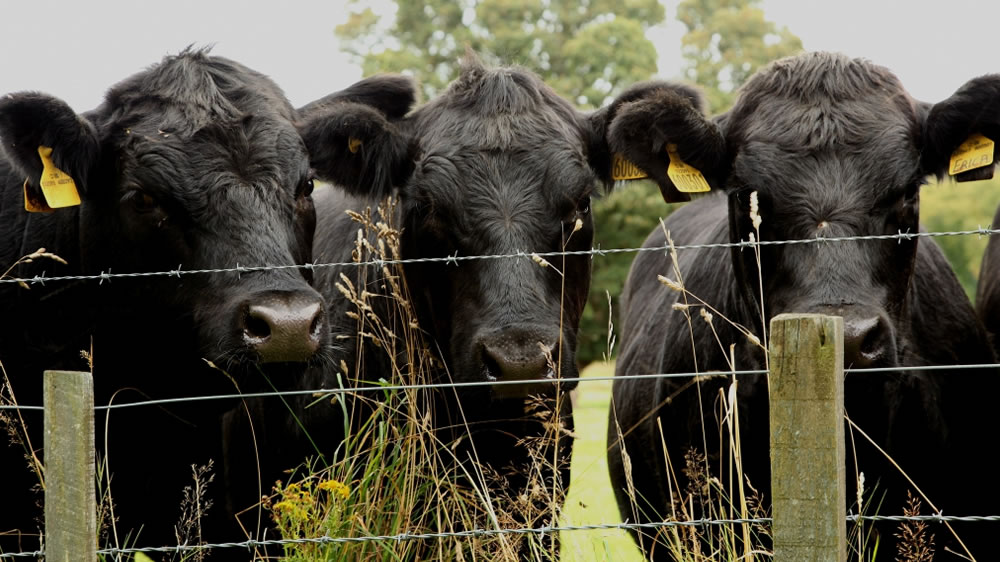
[
  {"left": 37, "top": 146, "right": 81, "bottom": 208},
  {"left": 23, "top": 178, "right": 54, "bottom": 213},
  {"left": 610, "top": 153, "right": 648, "bottom": 181},
  {"left": 949, "top": 133, "right": 994, "bottom": 182},
  {"left": 666, "top": 144, "right": 710, "bottom": 193}
]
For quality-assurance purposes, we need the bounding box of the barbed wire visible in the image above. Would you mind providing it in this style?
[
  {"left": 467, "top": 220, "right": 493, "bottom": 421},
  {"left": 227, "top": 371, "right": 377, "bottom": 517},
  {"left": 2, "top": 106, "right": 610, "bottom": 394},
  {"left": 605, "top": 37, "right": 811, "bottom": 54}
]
[
  {"left": 2, "top": 363, "right": 998, "bottom": 412},
  {"left": 1, "top": 227, "right": 997, "bottom": 287},
  {"left": 3, "top": 227, "right": 999, "bottom": 557},
  {"left": 4, "top": 513, "right": 1000, "bottom": 558}
]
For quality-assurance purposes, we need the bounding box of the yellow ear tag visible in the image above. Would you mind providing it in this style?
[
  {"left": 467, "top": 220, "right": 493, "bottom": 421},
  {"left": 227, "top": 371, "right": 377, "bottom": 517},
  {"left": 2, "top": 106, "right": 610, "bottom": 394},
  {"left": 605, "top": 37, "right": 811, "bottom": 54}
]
[
  {"left": 666, "top": 144, "right": 710, "bottom": 193},
  {"left": 37, "top": 146, "right": 81, "bottom": 208},
  {"left": 949, "top": 133, "right": 994, "bottom": 176},
  {"left": 24, "top": 178, "right": 54, "bottom": 212},
  {"left": 611, "top": 153, "right": 648, "bottom": 181},
  {"left": 348, "top": 137, "right": 362, "bottom": 154}
]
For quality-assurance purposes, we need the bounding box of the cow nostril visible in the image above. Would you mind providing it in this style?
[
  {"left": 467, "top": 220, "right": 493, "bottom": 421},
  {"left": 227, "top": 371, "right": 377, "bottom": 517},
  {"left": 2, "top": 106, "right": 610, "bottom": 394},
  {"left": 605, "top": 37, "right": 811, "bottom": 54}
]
[
  {"left": 482, "top": 349, "right": 501, "bottom": 381},
  {"left": 860, "top": 324, "right": 883, "bottom": 356},
  {"left": 310, "top": 308, "right": 323, "bottom": 339},
  {"left": 843, "top": 315, "right": 892, "bottom": 368},
  {"left": 244, "top": 309, "right": 272, "bottom": 342}
]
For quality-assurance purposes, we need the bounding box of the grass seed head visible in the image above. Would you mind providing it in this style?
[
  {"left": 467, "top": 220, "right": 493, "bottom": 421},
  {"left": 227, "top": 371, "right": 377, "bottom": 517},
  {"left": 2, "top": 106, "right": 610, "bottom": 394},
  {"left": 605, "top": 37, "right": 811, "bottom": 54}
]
[{"left": 658, "top": 275, "right": 684, "bottom": 292}]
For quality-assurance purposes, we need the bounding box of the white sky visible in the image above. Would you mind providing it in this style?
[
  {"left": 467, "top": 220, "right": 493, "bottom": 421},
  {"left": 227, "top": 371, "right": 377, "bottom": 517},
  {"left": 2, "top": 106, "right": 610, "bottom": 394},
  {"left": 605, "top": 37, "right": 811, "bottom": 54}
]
[{"left": 1, "top": 0, "right": 997, "bottom": 113}]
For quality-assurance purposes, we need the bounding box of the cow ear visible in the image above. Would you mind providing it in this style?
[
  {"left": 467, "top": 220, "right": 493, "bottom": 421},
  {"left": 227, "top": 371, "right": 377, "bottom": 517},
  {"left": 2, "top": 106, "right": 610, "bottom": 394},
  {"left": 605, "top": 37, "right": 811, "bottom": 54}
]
[
  {"left": 0, "top": 93, "right": 101, "bottom": 197},
  {"left": 298, "top": 101, "right": 414, "bottom": 199},
  {"left": 922, "top": 75, "right": 1000, "bottom": 180},
  {"left": 298, "top": 74, "right": 417, "bottom": 121},
  {"left": 297, "top": 76, "right": 417, "bottom": 199},
  {"left": 589, "top": 81, "right": 727, "bottom": 203}
]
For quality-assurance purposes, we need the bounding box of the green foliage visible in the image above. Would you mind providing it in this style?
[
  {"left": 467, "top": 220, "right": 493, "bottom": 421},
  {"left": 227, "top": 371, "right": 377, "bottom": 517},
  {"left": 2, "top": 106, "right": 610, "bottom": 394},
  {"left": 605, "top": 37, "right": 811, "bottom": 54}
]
[
  {"left": 335, "top": 0, "right": 663, "bottom": 107},
  {"left": 677, "top": 0, "right": 803, "bottom": 113},
  {"left": 577, "top": 182, "right": 681, "bottom": 365},
  {"left": 920, "top": 176, "right": 1000, "bottom": 300}
]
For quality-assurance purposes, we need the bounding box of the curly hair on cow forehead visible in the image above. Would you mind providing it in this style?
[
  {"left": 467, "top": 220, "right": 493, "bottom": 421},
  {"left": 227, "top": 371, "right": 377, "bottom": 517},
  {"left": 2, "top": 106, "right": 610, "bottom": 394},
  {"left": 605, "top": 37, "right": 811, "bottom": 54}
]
[
  {"left": 99, "top": 46, "right": 296, "bottom": 136},
  {"left": 725, "top": 52, "right": 920, "bottom": 153},
  {"left": 410, "top": 53, "right": 586, "bottom": 153}
]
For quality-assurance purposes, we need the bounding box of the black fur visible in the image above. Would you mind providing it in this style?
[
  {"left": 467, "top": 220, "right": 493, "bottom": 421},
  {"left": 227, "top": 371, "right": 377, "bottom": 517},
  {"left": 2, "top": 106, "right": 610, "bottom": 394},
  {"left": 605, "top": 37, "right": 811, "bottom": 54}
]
[
  {"left": 609, "top": 52, "right": 1000, "bottom": 560},
  {"left": 239, "top": 57, "right": 719, "bottom": 553},
  {"left": 0, "top": 49, "right": 403, "bottom": 556}
]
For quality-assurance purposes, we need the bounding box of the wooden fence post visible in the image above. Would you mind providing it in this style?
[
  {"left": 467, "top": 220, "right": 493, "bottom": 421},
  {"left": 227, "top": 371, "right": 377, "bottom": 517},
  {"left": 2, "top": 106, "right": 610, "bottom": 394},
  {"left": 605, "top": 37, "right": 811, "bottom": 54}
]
[
  {"left": 44, "top": 370, "right": 97, "bottom": 561},
  {"left": 769, "top": 314, "right": 846, "bottom": 561}
]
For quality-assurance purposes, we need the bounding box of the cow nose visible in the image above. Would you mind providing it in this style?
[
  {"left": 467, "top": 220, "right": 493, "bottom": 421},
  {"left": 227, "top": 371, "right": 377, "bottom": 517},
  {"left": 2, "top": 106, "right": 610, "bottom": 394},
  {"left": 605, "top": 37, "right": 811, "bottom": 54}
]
[
  {"left": 843, "top": 315, "right": 891, "bottom": 368},
  {"left": 479, "top": 327, "right": 558, "bottom": 398},
  {"left": 242, "top": 295, "right": 325, "bottom": 363},
  {"left": 483, "top": 342, "right": 552, "bottom": 382}
]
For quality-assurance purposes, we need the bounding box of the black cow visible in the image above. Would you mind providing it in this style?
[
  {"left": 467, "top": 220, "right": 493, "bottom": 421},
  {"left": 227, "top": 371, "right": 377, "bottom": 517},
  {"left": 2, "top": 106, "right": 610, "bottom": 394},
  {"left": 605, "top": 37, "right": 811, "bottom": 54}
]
[
  {"left": 0, "top": 49, "right": 405, "bottom": 554},
  {"left": 977, "top": 207, "right": 1000, "bottom": 358},
  {"left": 608, "top": 52, "right": 1000, "bottom": 559},
  {"left": 221, "top": 57, "right": 719, "bottom": 554}
]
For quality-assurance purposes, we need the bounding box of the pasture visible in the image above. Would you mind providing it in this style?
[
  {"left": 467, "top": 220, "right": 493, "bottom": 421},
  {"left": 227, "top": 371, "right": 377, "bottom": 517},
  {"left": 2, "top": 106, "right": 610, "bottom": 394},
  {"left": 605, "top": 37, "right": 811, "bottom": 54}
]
[{"left": 561, "top": 362, "right": 643, "bottom": 562}]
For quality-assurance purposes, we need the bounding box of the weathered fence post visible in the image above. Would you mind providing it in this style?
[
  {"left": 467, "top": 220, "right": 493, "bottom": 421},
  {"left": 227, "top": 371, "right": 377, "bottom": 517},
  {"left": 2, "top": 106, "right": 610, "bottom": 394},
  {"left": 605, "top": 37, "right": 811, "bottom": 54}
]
[
  {"left": 769, "top": 314, "right": 846, "bottom": 561},
  {"left": 44, "top": 370, "right": 97, "bottom": 561}
]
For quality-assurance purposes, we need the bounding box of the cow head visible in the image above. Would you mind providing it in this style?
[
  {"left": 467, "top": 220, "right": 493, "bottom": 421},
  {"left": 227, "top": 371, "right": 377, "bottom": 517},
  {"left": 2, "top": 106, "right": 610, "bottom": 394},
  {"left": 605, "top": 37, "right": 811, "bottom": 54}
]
[
  {"left": 623, "top": 52, "right": 1000, "bottom": 368},
  {"left": 0, "top": 51, "right": 415, "bottom": 389},
  {"left": 300, "top": 57, "right": 718, "bottom": 398}
]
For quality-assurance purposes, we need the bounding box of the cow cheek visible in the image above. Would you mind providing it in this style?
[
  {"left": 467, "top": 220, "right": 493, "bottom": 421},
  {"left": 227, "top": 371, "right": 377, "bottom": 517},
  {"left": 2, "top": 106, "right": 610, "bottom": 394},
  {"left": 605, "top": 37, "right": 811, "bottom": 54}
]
[{"left": 293, "top": 196, "right": 317, "bottom": 282}]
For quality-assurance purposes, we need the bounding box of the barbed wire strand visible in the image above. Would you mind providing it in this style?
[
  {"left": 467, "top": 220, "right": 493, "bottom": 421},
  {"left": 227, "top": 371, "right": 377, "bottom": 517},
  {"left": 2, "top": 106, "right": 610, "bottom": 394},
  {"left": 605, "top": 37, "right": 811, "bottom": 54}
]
[
  {"left": 2, "top": 227, "right": 997, "bottom": 287},
  {"left": 5, "top": 514, "right": 1000, "bottom": 558},
  {"left": 3, "top": 227, "right": 1000, "bottom": 557},
  {"left": 2, "top": 363, "right": 998, "bottom": 412}
]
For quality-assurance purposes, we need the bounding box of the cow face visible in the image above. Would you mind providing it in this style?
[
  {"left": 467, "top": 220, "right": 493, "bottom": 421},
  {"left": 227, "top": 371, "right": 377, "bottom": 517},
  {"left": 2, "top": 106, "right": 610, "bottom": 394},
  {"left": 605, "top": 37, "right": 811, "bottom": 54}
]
[
  {"left": 301, "top": 58, "right": 721, "bottom": 398},
  {"left": 630, "top": 52, "right": 1000, "bottom": 368},
  {"left": 0, "top": 52, "right": 415, "bottom": 387}
]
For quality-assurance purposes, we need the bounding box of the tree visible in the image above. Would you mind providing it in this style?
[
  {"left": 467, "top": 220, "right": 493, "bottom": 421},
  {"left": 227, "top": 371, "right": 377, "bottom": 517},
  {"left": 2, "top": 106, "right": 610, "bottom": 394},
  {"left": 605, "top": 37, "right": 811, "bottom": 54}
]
[
  {"left": 678, "top": 0, "right": 802, "bottom": 112},
  {"left": 335, "top": 0, "right": 664, "bottom": 108}
]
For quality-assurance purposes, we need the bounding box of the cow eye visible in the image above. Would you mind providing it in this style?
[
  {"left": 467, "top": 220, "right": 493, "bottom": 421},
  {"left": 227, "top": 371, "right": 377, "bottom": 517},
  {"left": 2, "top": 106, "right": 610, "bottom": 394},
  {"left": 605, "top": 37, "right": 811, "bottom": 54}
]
[
  {"left": 300, "top": 177, "right": 315, "bottom": 197},
  {"left": 125, "top": 189, "right": 158, "bottom": 214},
  {"left": 577, "top": 197, "right": 591, "bottom": 217}
]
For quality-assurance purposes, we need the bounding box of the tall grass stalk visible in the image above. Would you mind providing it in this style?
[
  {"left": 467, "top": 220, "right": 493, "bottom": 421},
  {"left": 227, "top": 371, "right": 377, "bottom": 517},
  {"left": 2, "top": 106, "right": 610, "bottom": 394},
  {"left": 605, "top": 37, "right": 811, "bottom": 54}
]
[{"left": 265, "top": 199, "right": 569, "bottom": 560}]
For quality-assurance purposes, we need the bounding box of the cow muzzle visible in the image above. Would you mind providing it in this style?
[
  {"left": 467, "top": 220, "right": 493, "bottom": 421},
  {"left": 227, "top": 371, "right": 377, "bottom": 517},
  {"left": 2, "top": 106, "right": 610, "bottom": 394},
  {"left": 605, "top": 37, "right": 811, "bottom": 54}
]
[
  {"left": 477, "top": 326, "right": 561, "bottom": 398},
  {"left": 240, "top": 292, "right": 326, "bottom": 363},
  {"left": 811, "top": 304, "right": 896, "bottom": 369}
]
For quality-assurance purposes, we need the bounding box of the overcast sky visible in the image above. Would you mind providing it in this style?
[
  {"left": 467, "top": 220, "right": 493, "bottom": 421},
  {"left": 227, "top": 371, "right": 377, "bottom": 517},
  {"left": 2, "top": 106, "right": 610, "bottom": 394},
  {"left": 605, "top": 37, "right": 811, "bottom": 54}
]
[{"left": 1, "top": 0, "right": 997, "bottom": 113}]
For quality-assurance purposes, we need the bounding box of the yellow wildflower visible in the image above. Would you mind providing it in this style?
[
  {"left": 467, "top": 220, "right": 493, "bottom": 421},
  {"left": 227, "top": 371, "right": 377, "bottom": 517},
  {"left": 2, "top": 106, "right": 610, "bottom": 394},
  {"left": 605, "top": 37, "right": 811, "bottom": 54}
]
[
  {"left": 318, "top": 479, "right": 350, "bottom": 500},
  {"left": 273, "top": 500, "right": 295, "bottom": 513}
]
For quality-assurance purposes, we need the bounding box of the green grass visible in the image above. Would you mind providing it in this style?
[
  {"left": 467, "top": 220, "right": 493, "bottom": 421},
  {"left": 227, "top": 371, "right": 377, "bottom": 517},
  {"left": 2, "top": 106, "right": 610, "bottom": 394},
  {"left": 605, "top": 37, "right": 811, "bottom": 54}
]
[{"left": 561, "top": 361, "right": 645, "bottom": 562}]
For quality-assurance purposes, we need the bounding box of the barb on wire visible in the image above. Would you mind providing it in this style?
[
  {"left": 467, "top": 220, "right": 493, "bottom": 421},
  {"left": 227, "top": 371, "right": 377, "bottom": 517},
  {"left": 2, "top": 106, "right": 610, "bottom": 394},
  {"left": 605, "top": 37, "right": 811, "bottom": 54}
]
[{"left": 3, "top": 228, "right": 1000, "bottom": 287}]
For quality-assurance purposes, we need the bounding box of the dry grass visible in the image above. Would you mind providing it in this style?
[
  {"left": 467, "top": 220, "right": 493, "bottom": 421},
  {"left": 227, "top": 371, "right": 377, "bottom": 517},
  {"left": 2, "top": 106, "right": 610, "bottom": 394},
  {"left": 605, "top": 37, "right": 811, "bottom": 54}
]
[{"left": 263, "top": 199, "right": 571, "bottom": 560}]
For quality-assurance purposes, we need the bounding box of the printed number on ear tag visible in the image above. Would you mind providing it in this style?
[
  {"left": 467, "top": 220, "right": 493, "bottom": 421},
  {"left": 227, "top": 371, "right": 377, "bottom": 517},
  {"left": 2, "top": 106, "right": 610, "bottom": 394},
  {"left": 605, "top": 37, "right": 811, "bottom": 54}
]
[
  {"left": 666, "top": 144, "right": 710, "bottom": 193},
  {"left": 37, "top": 146, "right": 81, "bottom": 208},
  {"left": 611, "top": 153, "right": 648, "bottom": 181}
]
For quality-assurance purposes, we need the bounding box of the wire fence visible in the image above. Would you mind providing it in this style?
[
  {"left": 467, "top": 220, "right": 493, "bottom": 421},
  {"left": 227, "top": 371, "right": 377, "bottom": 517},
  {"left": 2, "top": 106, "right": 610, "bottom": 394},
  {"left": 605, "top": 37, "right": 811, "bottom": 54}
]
[
  {"left": 1, "top": 227, "right": 998, "bottom": 287},
  {"left": 3, "top": 362, "right": 1000, "bottom": 412},
  {"left": 4, "top": 514, "right": 1000, "bottom": 559},
  {"left": 3, "top": 226, "right": 1000, "bottom": 559}
]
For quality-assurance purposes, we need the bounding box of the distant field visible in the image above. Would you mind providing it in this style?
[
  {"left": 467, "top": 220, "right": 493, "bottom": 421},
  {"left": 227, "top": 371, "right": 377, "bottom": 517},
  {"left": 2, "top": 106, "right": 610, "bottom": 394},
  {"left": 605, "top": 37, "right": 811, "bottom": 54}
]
[{"left": 561, "top": 361, "right": 645, "bottom": 562}]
